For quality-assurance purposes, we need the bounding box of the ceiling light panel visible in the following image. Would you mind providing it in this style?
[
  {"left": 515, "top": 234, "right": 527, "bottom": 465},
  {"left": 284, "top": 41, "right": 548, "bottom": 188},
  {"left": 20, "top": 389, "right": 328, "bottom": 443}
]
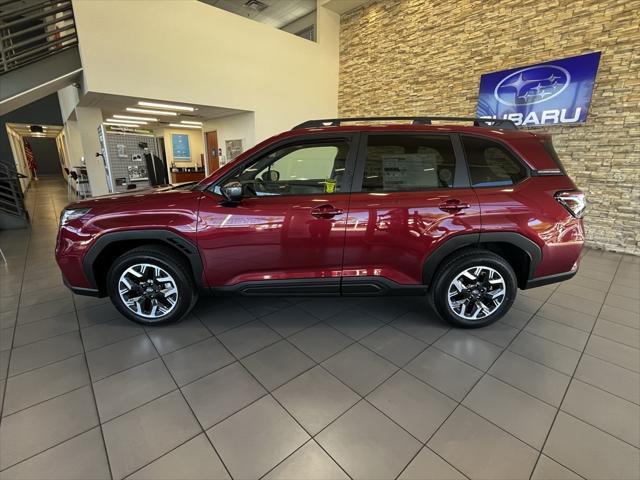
[
  {"left": 180, "top": 120, "right": 203, "bottom": 125},
  {"left": 127, "top": 107, "right": 177, "bottom": 116},
  {"left": 114, "top": 115, "right": 158, "bottom": 122},
  {"left": 107, "top": 118, "right": 147, "bottom": 124},
  {"left": 138, "top": 101, "right": 194, "bottom": 112},
  {"left": 169, "top": 123, "right": 201, "bottom": 129}
]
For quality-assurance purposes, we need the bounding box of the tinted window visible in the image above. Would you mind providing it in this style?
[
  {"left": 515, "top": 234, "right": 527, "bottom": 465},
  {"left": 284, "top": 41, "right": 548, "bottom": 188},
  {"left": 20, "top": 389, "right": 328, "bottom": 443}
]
[
  {"left": 223, "top": 141, "right": 349, "bottom": 196},
  {"left": 463, "top": 136, "right": 527, "bottom": 187},
  {"left": 363, "top": 135, "right": 456, "bottom": 192}
]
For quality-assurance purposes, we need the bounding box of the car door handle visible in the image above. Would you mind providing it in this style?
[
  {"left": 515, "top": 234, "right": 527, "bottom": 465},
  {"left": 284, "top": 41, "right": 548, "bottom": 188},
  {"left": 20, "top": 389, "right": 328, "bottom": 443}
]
[
  {"left": 438, "top": 200, "right": 471, "bottom": 213},
  {"left": 311, "top": 205, "right": 344, "bottom": 219}
]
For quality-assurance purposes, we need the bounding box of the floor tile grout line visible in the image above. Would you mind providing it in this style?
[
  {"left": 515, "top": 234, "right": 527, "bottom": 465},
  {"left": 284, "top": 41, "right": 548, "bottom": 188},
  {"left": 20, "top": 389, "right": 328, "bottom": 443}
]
[
  {"left": 69, "top": 248, "right": 115, "bottom": 478},
  {"left": 527, "top": 254, "right": 624, "bottom": 480},
  {"left": 398, "top": 286, "right": 568, "bottom": 480},
  {"left": 201, "top": 314, "right": 357, "bottom": 480},
  {"left": 139, "top": 323, "right": 235, "bottom": 480},
  {"left": 0, "top": 360, "right": 88, "bottom": 419},
  {"left": 0, "top": 188, "right": 36, "bottom": 420}
]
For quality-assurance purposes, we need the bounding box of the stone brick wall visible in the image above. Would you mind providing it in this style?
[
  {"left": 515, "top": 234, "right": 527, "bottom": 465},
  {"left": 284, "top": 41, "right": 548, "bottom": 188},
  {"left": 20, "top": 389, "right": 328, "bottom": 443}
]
[{"left": 339, "top": 0, "right": 640, "bottom": 254}]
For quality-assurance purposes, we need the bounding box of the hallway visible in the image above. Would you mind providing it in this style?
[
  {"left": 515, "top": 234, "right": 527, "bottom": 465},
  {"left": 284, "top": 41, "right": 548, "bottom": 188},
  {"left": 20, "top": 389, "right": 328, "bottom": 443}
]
[{"left": 0, "top": 178, "right": 638, "bottom": 480}]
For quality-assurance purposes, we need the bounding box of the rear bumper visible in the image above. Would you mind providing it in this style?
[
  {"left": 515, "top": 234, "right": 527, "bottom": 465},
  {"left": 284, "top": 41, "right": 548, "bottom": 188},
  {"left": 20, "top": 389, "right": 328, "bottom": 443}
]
[{"left": 522, "top": 270, "right": 576, "bottom": 289}]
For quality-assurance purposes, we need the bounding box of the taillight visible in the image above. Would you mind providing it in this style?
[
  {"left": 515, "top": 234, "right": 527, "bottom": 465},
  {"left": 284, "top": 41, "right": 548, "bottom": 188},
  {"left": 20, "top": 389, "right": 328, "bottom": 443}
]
[{"left": 555, "top": 191, "right": 586, "bottom": 218}]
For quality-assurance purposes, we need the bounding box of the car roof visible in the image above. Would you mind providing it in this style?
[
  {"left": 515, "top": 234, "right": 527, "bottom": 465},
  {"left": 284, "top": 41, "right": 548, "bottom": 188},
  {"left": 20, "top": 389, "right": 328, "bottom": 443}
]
[{"left": 287, "top": 123, "right": 536, "bottom": 140}]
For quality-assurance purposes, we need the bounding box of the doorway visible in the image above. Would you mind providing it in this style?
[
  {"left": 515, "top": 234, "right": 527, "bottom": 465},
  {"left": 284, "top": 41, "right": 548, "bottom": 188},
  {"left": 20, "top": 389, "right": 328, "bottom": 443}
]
[
  {"left": 27, "top": 137, "right": 62, "bottom": 176},
  {"left": 205, "top": 130, "right": 219, "bottom": 175}
]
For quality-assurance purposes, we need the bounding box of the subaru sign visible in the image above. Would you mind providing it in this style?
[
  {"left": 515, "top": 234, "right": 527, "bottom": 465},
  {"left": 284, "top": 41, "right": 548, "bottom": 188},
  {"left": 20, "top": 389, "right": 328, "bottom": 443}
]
[{"left": 477, "top": 52, "right": 601, "bottom": 126}]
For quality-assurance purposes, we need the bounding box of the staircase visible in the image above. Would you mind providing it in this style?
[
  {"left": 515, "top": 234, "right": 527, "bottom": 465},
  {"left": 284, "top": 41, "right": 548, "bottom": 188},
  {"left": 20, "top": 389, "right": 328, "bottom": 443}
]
[
  {"left": 0, "top": 162, "right": 29, "bottom": 228},
  {"left": 0, "top": 0, "right": 82, "bottom": 115}
]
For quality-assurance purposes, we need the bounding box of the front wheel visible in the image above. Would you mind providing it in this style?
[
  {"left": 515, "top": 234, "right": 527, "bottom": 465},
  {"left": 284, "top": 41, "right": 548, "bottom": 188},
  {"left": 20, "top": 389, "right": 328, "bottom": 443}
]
[
  {"left": 431, "top": 249, "right": 517, "bottom": 328},
  {"left": 107, "top": 246, "right": 197, "bottom": 325}
]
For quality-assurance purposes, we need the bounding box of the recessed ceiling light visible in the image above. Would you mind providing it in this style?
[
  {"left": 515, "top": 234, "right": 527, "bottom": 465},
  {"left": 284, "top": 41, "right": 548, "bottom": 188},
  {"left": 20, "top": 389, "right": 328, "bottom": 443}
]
[
  {"left": 114, "top": 114, "right": 158, "bottom": 122},
  {"left": 127, "top": 107, "right": 177, "bottom": 116},
  {"left": 138, "top": 101, "right": 194, "bottom": 112},
  {"left": 180, "top": 120, "right": 203, "bottom": 125},
  {"left": 107, "top": 118, "right": 147, "bottom": 125},
  {"left": 169, "top": 123, "right": 201, "bottom": 129},
  {"left": 104, "top": 121, "right": 142, "bottom": 127}
]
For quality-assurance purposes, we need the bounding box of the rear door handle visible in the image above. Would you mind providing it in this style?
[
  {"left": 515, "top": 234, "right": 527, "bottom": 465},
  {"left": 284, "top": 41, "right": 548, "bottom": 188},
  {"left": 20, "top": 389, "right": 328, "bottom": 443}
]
[
  {"left": 311, "top": 204, "right": 344, "bottom": 219},
  {"left": 438, "top": 200, "right": 471, "bottom": 213}
]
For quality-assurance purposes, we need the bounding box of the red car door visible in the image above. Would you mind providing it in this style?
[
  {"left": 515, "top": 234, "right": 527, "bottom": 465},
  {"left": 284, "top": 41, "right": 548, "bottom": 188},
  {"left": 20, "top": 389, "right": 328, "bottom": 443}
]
[
  {"left": 197, "top": 134, "right": 358, "bottom": 292},
  {"left": 341, "top": 132, "right": 481, "bottom": 291}
]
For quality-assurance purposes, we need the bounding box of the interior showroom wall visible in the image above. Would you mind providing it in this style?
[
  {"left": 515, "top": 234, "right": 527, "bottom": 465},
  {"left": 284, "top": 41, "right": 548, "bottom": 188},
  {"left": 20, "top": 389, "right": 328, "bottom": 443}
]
[{"left": 339, "top": 0, "right": 639, "bottom": 254}]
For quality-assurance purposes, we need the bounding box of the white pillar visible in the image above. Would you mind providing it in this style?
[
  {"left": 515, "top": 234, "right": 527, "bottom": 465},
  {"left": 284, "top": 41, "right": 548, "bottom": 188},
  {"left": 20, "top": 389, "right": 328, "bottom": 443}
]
[{"left": 75, "top": 106, "right": 109, "bottom": 196}]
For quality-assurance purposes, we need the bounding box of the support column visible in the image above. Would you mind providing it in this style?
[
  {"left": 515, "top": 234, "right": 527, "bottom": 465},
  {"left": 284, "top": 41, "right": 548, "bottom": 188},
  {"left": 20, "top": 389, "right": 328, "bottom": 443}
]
[{"left": 75, "top": 106, "right": 109, "bottom": 197}]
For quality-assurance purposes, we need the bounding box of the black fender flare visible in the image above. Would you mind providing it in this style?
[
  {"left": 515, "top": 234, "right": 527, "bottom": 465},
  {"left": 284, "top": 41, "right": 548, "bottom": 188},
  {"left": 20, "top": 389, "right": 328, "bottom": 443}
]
[
  {"left": 83, "top": 230, "right": 205, "bottom": 292},
  {"left": 422, "top": 232, "right": 542, "bottom": 286}
]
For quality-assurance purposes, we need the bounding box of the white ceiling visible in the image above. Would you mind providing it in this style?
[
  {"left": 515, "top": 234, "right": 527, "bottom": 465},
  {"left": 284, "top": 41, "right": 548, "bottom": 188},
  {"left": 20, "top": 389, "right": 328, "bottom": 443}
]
[
  {"left": 201, "top": 0, "right": 316, "bottom": 28},
  {"left": 78, "top": 92, "right": 248, "bottom": 126}
]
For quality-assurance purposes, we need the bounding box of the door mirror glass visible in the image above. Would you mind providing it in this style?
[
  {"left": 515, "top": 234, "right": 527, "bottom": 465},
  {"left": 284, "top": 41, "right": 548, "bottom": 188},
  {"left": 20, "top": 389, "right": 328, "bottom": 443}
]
[
  {"left": 222, "top": 181, "right": 243, "bottom": 202},
  {"left": 261, "top": 170, "right": 280, "bottom": 182}
]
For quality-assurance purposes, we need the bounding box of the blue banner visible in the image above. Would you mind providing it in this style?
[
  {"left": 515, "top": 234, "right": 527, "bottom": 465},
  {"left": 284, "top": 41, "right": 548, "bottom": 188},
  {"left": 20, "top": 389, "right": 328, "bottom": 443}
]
[{"left": 477, "top": 52, "right": 601, "bottom": 127}]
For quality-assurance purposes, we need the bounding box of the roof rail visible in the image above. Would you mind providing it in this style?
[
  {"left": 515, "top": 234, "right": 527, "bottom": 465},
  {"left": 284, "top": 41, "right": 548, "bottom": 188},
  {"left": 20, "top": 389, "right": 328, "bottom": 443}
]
[{"left": 292, "top": 116, "right": 517, "bottom": 130}]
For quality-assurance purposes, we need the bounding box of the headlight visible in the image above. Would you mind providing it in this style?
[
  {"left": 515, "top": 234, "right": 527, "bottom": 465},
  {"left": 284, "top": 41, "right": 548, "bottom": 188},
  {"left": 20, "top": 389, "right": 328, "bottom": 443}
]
[{"left": 60, "top": 208, "right": 91, "bottom": 225}]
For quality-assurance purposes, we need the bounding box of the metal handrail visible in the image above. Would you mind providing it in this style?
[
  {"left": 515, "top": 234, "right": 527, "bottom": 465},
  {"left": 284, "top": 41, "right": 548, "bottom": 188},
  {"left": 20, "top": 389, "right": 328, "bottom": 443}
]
[
  {"left": 0, "top": 0, "right": 78, "bottom": 75},
  {"left": 0, "top": 163, "right": 27, "bottom": 218}
]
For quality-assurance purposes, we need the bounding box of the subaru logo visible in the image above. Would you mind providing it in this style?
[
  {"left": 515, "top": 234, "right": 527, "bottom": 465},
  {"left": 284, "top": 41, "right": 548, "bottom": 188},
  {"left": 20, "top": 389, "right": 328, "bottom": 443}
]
[{"left": 494, "top": 65, "right": 571, "bottom": 106}]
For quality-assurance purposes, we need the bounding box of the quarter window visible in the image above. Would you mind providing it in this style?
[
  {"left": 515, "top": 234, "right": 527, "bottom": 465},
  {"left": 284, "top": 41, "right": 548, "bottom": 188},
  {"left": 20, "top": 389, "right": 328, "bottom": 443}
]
[
  {"left": 362, "top": 135, "right": 457, "bottom": 192},
  {"left": 463, "top": 136, "right": 527, "bottom": 187},
  {"left": 222, "top": 141, "right": 349, "bottom": 196}
]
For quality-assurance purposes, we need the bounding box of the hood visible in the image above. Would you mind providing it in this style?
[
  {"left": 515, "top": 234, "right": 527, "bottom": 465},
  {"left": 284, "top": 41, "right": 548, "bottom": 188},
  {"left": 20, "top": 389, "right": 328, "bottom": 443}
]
[{"left": 65, "top": 182, "right": 198, "bottom": 210}]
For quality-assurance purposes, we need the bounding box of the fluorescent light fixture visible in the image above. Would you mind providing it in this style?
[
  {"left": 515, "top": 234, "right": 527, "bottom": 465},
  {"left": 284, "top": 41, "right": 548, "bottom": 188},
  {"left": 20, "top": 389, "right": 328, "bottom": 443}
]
[
  {"left": 107, "top": 118, "right": 147, "bottom": 125},
  {"left": 168, "top": 123, "right": 201, "bottom": 129},
  {"left": 180, "top": 120, "right": 203, "bottom": 125},
  {"left": 114, "top": 114, "right": 158, "bottom": 122},
  {"left": 127, "top": 107, "right": 177, "bottom": 116},
  {"left": 104, "top": 121, "right": 141, "bottom": 127},
  {"left": 138, "top": 101, "right": 194, "bottom": 112}
]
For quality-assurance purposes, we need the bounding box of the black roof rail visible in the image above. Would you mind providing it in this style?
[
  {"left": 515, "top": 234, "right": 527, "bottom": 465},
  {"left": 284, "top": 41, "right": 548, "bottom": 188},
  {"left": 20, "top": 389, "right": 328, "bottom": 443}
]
[{"left": 292, "top": 116, "right": 517, "bottom": 130}]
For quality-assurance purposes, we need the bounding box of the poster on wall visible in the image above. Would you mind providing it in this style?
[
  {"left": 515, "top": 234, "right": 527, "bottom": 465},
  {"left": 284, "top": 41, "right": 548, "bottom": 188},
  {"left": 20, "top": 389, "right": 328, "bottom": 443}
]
[
  {"left": 172, "top": 133, "right": 191, "bottom": 161},
  {"left": 476, "top": 52, "right": 601, "bottom": 127},
  {"left": 226, "top": 139, "right": 243, "bottom": 161}
]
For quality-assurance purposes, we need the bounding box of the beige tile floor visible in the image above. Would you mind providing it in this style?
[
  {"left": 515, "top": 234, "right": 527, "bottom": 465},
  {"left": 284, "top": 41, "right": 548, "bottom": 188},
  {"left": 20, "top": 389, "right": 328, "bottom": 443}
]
[{"left": 0, "top": 177, "right": 638, "bottom": 479}]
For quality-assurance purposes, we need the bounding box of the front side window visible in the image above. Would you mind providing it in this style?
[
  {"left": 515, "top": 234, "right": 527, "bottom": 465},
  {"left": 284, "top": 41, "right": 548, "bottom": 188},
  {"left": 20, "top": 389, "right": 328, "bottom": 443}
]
[
  {"left": 463, "top": 136, "right": 528, "bottom": 187},
  {"left": 221, "top": 141, "right": 349, "bottom": 196},
  {"left": 362, "top": 135, "right": 457, "bottom": 192}
]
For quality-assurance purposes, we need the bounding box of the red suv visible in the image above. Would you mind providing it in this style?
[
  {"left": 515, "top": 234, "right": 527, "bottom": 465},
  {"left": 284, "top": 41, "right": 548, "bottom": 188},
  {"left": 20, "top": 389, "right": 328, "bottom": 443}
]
[{"left": 56, "top": 117, "right": 586, "bottom": 328}]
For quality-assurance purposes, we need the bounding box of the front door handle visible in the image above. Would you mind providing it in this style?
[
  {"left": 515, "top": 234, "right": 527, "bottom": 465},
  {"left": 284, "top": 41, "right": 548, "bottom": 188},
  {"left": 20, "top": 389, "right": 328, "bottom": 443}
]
[
  {"left": 438, "top": 200, "right": 471, "bottom": 213},
  {"left": 311, "top": 204, "right": 344, "bottom": 219}
]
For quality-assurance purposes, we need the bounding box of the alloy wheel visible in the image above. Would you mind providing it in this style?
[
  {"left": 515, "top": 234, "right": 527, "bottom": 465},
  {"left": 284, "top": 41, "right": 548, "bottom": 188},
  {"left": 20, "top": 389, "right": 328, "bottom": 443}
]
[
  {"left": 447, "top": 265, "right": 506, "bottom": 321},
  {"left": 118, "top": 263, "right": 179, "bottom": 320}
]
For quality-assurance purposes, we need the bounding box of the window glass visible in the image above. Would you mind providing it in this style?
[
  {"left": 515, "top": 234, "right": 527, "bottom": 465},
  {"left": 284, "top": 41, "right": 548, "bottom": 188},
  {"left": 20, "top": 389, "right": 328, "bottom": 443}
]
[
  {"left": 463, "top": 136, "right": 528, "bottom": 187},
  {"left": 363, "top": 135, "right": 456, "bottom": 192},
  {"left": 221, "top": 141, "right": 349, "bottom": 196}
]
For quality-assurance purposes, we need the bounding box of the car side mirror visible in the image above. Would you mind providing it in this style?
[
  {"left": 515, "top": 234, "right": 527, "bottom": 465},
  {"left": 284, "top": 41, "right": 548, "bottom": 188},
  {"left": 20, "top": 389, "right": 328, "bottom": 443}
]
[
  {"left": 262, "top": 170, "right": 280, "bottom": 182},
  {"left": 221, "top": 181, "right": 243, "bottom": 203}
]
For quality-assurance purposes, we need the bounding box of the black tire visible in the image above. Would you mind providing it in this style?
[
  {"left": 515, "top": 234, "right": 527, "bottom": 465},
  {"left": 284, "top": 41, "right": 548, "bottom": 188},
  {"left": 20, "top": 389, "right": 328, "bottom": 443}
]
[
  {"left": 106, "top": 245, "right": 197, "bottom": 325},
  {"left": 431, "top": 249, "right": 517, "bottom": 328}
]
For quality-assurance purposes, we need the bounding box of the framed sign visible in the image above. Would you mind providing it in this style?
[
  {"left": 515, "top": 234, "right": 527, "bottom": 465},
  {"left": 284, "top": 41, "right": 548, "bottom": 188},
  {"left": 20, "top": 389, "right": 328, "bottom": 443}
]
[
  {"left": 477, "top": 52, "right": 601, "bottom": 127},
  {"left": 225, "top": 139, "right": 243, "bottom": 161},
  {"left": 172, "top": 133, "right": 191, "bottom": 161}
]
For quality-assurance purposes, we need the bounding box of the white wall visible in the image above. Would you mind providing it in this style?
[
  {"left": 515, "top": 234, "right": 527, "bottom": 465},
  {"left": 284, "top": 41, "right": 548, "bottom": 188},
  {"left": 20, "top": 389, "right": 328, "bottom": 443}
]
[
  {"left": 159, "top": 127, "right": 205, "bottom": 169},
  {"left": 72, "top": 0, "right": 340, "bottom": 143},
  {"left": 203, "top": 112, "right": 256, "bottom": 169},
  {"left": 57, "top": 84, "right": 80, "bottom": 122}
]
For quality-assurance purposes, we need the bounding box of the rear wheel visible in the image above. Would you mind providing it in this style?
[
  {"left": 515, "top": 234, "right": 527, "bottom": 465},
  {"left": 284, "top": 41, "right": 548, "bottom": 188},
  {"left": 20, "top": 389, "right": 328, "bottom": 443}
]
[
  {"left": 431, "top": 249, "right": 517, "bottom": 328},
  {"left": 106, "top": 246, "right": 197, "bottom": 325}
]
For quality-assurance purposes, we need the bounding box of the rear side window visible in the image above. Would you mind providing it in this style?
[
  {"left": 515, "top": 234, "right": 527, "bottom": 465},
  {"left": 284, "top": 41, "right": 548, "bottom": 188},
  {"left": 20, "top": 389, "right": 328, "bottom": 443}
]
[
  {"left": 462, "top": 136, "right": 528, "bottom": 187},
  {"left": 540, "top": 137, "right": 568, "bottom": 174},
  {"left": 362, "top": 134, "right": 456, "bottom": 192}
]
